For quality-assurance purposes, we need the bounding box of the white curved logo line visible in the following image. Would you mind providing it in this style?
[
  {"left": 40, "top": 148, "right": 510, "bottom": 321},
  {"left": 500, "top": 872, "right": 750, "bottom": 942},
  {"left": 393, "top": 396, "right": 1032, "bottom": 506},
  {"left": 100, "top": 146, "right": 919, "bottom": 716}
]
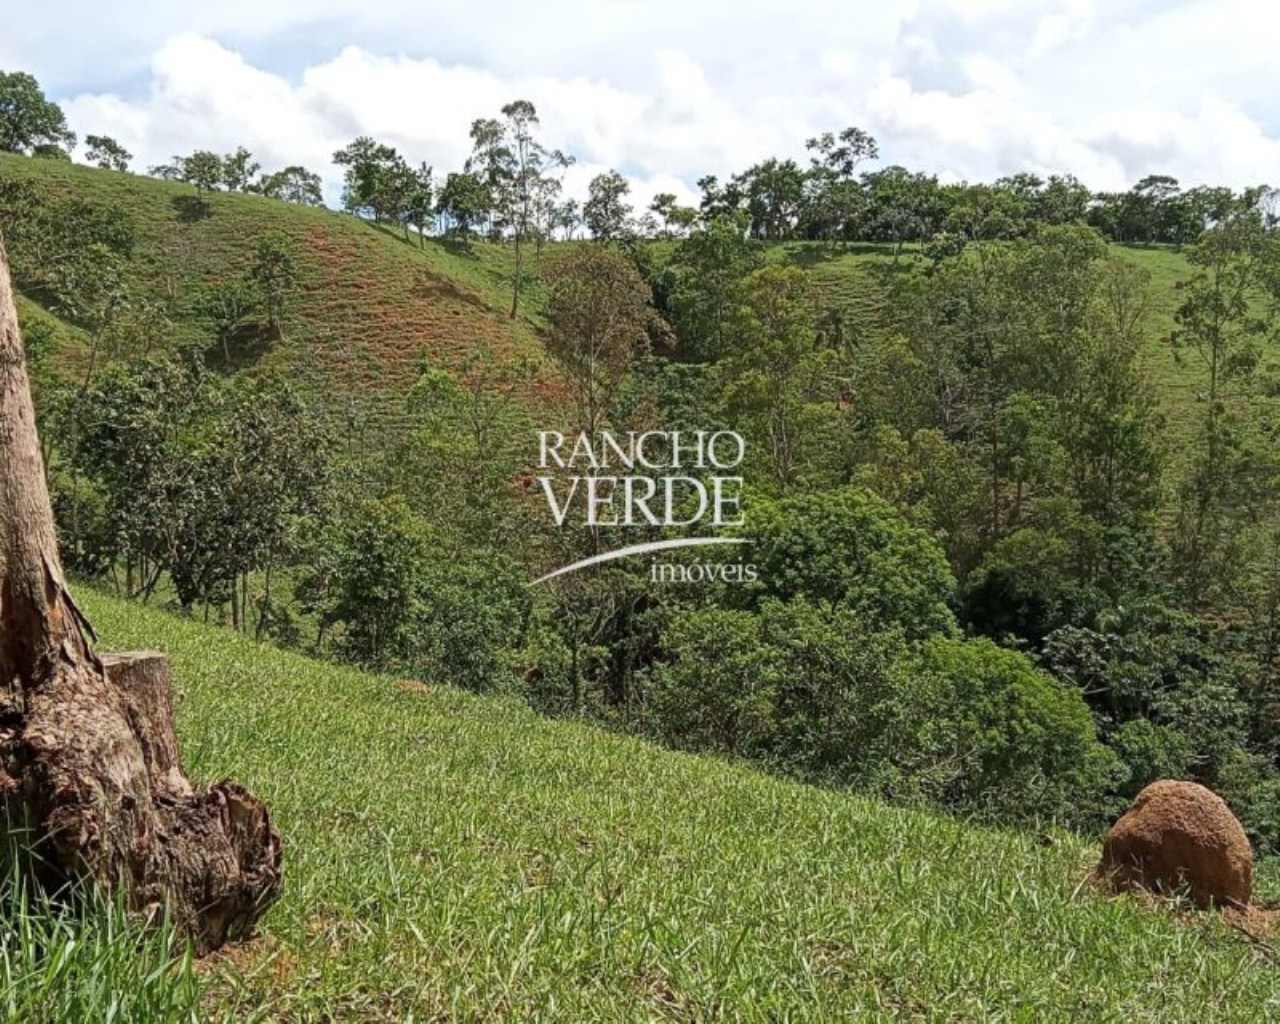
[{"left": 529, "top": 537, "right": 750, "bottom": 586}]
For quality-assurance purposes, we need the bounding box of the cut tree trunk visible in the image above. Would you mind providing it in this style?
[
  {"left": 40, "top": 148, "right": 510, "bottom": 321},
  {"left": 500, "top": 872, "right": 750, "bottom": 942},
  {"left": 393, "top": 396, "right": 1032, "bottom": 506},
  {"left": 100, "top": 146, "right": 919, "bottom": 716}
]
[{"left": 0, "top": 240, "right": 282, "bottom": 954}]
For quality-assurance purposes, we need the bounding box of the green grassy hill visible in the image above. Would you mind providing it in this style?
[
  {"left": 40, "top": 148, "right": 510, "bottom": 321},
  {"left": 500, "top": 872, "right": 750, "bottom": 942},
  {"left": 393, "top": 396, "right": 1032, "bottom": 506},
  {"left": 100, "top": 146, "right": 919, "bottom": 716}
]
[
  {"left": 0, "top": 153, "right": 562, "bottom": 434},
  {"left": 6, "top": 153, "right": 1273, "bottom": 463},
  {"left": 5, "top": 588, "right": 1275, "bottom": 1022}
]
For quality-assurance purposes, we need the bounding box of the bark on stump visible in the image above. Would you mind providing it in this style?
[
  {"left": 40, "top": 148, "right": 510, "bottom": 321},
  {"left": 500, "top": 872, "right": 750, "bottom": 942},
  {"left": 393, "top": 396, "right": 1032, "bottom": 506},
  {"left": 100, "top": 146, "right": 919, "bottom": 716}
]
[{"left": 0, "top": 240, "right": 281, "bottom": 954}]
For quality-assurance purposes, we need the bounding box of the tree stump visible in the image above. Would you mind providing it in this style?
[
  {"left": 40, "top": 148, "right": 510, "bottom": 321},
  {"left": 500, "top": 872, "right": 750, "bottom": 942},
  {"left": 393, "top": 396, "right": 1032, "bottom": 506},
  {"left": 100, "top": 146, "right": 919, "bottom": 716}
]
[{"left": 0, "top": 239, "right": 281, "bottom": 954}]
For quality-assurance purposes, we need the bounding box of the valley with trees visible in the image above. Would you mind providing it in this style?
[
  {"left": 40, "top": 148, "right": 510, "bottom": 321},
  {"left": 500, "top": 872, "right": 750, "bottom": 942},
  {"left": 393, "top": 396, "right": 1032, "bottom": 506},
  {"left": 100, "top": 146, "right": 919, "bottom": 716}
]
[{"left": 2, "top": 61, "right": 1280, "bottom": 1020}]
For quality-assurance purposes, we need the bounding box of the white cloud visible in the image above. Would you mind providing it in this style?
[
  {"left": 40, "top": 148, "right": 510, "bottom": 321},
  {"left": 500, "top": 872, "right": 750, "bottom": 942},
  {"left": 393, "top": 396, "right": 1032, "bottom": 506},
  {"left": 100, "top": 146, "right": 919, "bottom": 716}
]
[
  {"left": 29, "top": 0, "right": 1280, "bottom": 205},
  {"left": 1029, "top": 0, "right": 1096, "bottom": 57},
  {"left": 61, "top": 35, "right": 802, "bottom": 206},
  {"left": 0, "top": 38, "right": 24, "bottom": 69},
  {"left": 1083, "top": 100, "right": 1280, "bottom": 189}
]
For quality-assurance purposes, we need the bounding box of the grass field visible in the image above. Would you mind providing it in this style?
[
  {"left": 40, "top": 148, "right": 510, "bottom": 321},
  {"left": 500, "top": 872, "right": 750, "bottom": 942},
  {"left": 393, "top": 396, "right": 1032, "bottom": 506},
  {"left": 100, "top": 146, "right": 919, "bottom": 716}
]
[
  {"left": 0, "top": 153, "right": 562, "bottom": 438},
  {"left": 4, "top": 589, "right": 1279, "bottom": 1022}
]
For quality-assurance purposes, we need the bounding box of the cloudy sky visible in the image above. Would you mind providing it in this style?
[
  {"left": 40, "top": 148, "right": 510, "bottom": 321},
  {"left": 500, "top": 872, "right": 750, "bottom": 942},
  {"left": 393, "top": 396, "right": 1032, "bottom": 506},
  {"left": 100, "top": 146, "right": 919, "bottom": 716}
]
[{"left": 3, "top": 0, "right": 1278, "bottom": 208}]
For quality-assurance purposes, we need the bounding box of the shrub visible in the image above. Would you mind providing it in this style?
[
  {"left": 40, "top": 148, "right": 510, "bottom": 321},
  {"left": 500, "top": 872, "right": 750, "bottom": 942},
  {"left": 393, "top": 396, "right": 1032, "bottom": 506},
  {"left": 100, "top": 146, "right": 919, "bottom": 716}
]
[
  {"left": 1107, "top": 719, "right": 1191, "bottom": 799},
  {"left": 758, "top": 600, "right": 947, "bottom": 797},
  {"left": 745, "top": 486, "right": 957, "bottom": 639},
  {"left": 648, "top": 608, "right": 782, "bottom": 757},
  {"left": 416, "top": 548, "right": 527, "bottom": 693},
  {"left": 304, "top": 498, "right": 526, "bottom": 691},
  {"left": 910, "top": 636, "right": 1121, "bottom": 825},
  {"left": 650, "top": 598, "right": 1117, "bottom": 827},
  {"left": 961, "top": 527, "right": 1077, "bottom": 643}
]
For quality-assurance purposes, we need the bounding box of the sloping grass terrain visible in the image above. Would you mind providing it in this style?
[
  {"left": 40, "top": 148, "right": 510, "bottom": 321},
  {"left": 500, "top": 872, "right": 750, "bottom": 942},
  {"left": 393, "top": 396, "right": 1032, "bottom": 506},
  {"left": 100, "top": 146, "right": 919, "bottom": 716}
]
[
  {"left": 0, "top": 153, "right": 560, "bottom": 435},
  {"left": 4, "top": 152, "right": 1272, "bottom": 463},
  {"left": 4, "top": 589, "right": 1275, "bottom": 1022}
]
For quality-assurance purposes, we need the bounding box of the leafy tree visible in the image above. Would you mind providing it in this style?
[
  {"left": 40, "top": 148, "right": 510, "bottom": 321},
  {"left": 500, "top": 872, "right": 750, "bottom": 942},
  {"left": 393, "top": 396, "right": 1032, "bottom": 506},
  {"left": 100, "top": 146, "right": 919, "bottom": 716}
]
[
  {"left": 650, "top": 597, "right": 1114, "bottom": 826},
  {"left": 1055, "top": 257, "right": 1164, "bottom": 535},
  {"left": 468, "top": 100, "right": 572, "bottom": 317},
  {"left": 962, "top": 527, "right": 1078, "bottom": 643},
  {"left": 1042, "top": 611, "right": 1268, "bottom": 818},
  {"left": 909, "top": 635, "right": 1120, "bottom": 823},
  {"left": 1088, "top": 175, "right": 1189, "bottom": 244},
  {"left": 861, "top": 166, "right": 946, "bottom": 258},
  {"left": 414, "top": 549, "right": 528, "bottom": 691},
  {"left": 220, "top": 147, "right": 260, "bottom": 192},
  {"left": 0, "top": 186, "right": 135, "bottom": 317},
  {"left": 67, "top": 358, "right": 206, "bottom": 596},
  {"left": 70, "top": 362, "right": 329, "bottom": 626},
  {"left": 378, "top": 153, "right": 421, "bottom": 240},
  {"left": 757, "top": 601, "right": 935, "bottom": 785},
  {"left": 257, "top": 165, "right": 324, "bottom": 205},
  {"left": 435, "top": 170, "right": 490, "bottom": 238},
  {"left": 1182, "top": 185, "right": 1250, "bottom": 235},
  {"left": 806, "top": 126, "right": 878, "bottom": 179},
  {"left": 304, "top": 495, "right": 431, "bottom": 666},
  {"left": 1130, "top": 174, "right": 1182, "bottom": 242},
  {"left": 696, "top": 174, "right": 745, "bottom": 221},
  {"left": 302, "top": 493, "right": 527, "bottom": 689},
  {"left": 195, "top": 379, "right": 331, "bottom": 632},
  {"left": 649, "top": 192, "right": 697, "bottom": 238},
  {"left": 0, "top": 71, "right": 75, "bottom": 155},
  {"left": 1171, "top": 204, "right": 1280, "bottom": 607},
  {"left": 333, "top": 136, "right": 401, "bottom": 221},
  {"left": 944, "top": 183, "right": 1027, "bottom": 240},
  {"left": 531, "top": 164, "right": 571, "bottom": 268},
  {"left": 799, "top": 175, "right": 864, "bottom": 243},
  {"left": 744, "top": 486, "right": 958, "bottom": 638},
  {"left": 30, "top": 230, "right": 136, "bottom": 571},
  {"left": 180, "top": 150, "right": 224, "bottom": 200},
  {"left": 661, "top": 215, "right": 762, "bottom": 361},
  {"left": 891, "top": 224, "right": 1117, "bottom": 539},
  {"left": 1033, "top": 174, "right": 1091, "bottom": 225},
  {"left": 0, "top": 178, "right": 39, "bottom": 251},
  {"left": 734, "top": 158, "right": 806, "bottom": 240},
  {"left": 147, "top": 159, "right": 184, "bottom": 181},
  {"left": 396, "top": 161, "right": 434, "bottom": 245},
  {"left": 83, "top": 133, "right": 131, "bottom": 171},
  {"left": 720, "top": 264, "right": 838, "bottom": 487},
  {"left": 649, "top": 608, "right": 782, "bottom": 756},
  {"left": 392, "top": 349, "right": 537, "bottom": 544},
  {"left": 544, "top": 245, "right": 654, "bottom": 432},
  {"left": 583, "top": 169, "right": 632, "bottom": 240},
  {"left": 199, "top": 280, "right": 258, "bottom": 367},
  {"left": 49, "top": 244, "right": 130, "bottom": 387},
  {"left": 549, "top": 197, "right": 582, "bottom": 240},
  {"left": 249, "top": 233, "right": 299, "bottom": 338}
]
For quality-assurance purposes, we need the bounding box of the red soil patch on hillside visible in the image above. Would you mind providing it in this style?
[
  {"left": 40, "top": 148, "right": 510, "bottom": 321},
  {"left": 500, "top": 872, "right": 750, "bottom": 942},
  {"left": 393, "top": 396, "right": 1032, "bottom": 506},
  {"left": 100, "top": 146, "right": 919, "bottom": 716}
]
[{"left": 299, "top": 227, "right": 520, "bottom": 391}]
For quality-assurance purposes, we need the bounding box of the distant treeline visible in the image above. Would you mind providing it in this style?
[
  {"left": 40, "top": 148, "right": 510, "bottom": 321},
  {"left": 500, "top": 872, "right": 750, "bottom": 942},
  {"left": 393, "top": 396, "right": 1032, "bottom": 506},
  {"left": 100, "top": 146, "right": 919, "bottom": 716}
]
[{"left": 2, "top": 69, "right": 1270, "bottom": 254}]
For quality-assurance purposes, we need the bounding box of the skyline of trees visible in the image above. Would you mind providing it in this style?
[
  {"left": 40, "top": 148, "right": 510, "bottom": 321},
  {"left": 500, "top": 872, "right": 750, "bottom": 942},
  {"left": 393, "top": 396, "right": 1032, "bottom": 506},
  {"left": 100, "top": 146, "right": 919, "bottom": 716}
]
[{"left": 3, "top": 68, "right": 1274, "bottom": 252}]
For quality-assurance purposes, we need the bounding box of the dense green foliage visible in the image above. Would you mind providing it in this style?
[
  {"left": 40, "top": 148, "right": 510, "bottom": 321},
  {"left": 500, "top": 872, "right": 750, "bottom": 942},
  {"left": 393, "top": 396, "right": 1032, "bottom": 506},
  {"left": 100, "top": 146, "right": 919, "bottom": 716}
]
[
  {"left": 5, "top": 139, "right": 1280, "bottom": 847},
  {"left": 7, "top": 66, "right": 1265, "bottom": 253},
  {"left": 2, "top": 66, "right": 1280, "bottom": 852}
]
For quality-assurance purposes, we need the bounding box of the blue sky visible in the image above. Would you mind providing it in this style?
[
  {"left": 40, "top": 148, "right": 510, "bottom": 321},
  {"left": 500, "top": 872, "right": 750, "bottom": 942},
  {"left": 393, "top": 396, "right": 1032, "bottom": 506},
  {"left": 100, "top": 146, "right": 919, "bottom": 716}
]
[{"left": 3, "top": 0, "right": 1277, "bottom": 207}]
